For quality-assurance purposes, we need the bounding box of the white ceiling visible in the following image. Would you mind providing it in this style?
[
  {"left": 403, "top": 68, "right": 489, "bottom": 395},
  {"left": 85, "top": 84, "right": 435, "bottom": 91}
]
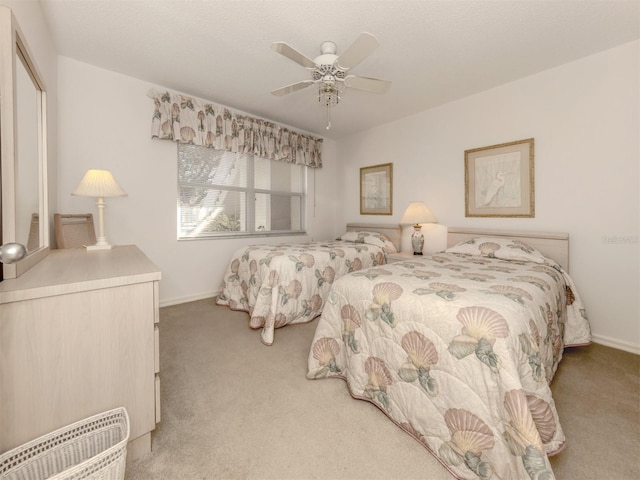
[{"left": 39, "top": 0, "right": 639, "bottom": 139}]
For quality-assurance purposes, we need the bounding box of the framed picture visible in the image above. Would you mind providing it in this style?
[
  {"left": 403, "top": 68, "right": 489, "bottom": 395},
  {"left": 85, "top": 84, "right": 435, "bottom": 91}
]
[
  {"left": 360, "top": 163, "right": 393, "bottom": 215},
  {"left": 465, "top": 138, "right": 534, "bottom": 217}
]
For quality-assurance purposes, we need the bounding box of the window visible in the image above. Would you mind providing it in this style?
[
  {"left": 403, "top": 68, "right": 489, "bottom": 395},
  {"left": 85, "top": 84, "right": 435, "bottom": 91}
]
[{"left": 178, "top": 144, "right": 305, "bottom": 239}]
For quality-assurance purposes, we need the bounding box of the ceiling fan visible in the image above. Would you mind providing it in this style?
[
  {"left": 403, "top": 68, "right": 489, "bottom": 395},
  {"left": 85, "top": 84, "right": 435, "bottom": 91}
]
[{"left": 270, "top": 32, "right": 391, "bottom": 130}]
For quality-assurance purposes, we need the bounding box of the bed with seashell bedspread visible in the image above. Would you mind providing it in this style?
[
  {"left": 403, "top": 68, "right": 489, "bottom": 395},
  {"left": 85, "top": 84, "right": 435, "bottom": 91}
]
[
  {"left": 307, "top": 231, "right": 591, "bottom": 480},
  {"left": 216, "top": 224, "right": 400, "bottom": 345}
]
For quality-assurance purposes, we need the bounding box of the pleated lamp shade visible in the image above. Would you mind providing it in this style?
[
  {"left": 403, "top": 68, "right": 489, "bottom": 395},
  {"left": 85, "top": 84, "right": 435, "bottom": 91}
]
[
  {"left": 72, "top": 169, "right": 127, "bottom": 198},
  {"left": 400, "top": 201, "right": 437, "bottom": 226}
]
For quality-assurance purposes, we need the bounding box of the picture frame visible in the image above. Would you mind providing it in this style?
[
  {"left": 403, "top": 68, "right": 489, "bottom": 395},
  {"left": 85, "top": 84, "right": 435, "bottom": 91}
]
[
  {"left": 465, "top": 138, "right": 534, "bottom": 217},
  {"left": 360, "top": 163, "right": 393, "bottom": 215}
]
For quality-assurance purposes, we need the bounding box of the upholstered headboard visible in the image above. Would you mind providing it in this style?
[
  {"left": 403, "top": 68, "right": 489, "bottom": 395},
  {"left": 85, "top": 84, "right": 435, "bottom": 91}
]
[
  {"left": 447, "top": 227, "right": 570, "bottom": 271},
  {"left": 346, "top": 223, "right": 402, "bottom": 252}
]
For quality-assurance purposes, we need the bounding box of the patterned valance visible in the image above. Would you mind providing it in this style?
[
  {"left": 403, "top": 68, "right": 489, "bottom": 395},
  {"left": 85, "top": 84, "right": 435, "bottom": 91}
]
[{"left": 148, "top": 89, "right": 323, "bottom": 168}]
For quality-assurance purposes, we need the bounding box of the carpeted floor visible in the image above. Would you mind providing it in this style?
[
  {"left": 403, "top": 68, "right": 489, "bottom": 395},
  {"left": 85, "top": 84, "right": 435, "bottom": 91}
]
[{"left": 125, "top": 298, "right": 640, "bottom": 480}]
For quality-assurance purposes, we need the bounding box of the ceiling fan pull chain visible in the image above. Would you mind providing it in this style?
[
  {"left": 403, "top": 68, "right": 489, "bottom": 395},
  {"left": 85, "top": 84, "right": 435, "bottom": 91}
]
[{"left": 326, "top": 105, "right": 331, "bottom": 130}]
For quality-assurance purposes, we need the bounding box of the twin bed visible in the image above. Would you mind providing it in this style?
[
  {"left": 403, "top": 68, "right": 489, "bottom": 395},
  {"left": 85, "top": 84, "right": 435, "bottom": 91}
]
[
  {"left": 217, "top": 225, "right": 591, "bottom": 480},
  {"left": 216, "top": 223, "right": 401, "bottom": 345}
]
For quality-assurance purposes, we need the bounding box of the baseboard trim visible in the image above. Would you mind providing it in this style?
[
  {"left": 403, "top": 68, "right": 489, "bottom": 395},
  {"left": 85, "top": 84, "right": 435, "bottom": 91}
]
[
  {"left": 159, "top": 291, "right": 219, "bottom": 308},
  {"left": 592, "top": 334, "right": 640, "bottom": 355}
]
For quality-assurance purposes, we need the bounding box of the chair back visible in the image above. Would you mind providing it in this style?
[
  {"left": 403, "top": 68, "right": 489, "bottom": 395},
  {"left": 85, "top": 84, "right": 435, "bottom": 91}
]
[{"left": 54, "top": 213, "right": 97, "bottom": 249}]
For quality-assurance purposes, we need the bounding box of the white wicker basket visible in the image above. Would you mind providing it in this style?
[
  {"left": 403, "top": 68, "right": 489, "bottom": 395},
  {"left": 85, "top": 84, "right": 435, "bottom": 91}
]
[{"left": 0, "top": 407, "right": 129, "bottom": 480}]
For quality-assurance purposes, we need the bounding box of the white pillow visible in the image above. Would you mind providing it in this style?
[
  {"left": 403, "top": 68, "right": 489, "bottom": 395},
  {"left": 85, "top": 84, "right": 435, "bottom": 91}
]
[
  {"left": 445, "top": 237, "right": 547, "bottom": 263},
  {"left": 340, "top": 231, "right": 397, "bottom": 253}
]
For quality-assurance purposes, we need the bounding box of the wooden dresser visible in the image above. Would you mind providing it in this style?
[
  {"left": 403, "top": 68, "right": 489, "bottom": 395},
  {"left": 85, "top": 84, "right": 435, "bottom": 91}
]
[{"left": 0, "top": 245, "right": 161, "bottom": 461}]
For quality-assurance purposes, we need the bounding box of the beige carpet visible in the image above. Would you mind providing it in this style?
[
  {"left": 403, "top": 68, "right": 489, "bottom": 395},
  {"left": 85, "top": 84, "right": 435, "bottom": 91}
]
[{"left": 125, "top": 298, "right": 640, "bottom": 480}]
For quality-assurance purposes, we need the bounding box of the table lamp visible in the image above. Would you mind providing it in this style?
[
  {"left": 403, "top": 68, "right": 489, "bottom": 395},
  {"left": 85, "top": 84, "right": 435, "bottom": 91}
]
[
  {"left": 400, "top": 201, "right": 437, "bottom": 255},
  {"left": 72, "top": 169, "right": 127, "bottom": 250}
]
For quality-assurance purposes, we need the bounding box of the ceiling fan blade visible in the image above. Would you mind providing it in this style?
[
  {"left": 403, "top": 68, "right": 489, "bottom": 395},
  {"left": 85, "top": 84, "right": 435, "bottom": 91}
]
[
  {"left": 271, "top": 42, "right": 316, "bottom": 69},
  {"left": 335, "top": 32, "right": 380, "bottom": 70},
  {"left": 344, "top": 75, "right": 391, "bottom": 94},
  {"left": 271, "top": 80, "right": 314, "bottom": 96}
]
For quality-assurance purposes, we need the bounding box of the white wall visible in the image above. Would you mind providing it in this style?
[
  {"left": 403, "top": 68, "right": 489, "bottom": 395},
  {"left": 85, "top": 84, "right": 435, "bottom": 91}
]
[
  {"left": 337, "top": 41, "right": 640, "bottom": 353},
  {"left": 55, "top": 57, "right": 339, "bottom": 306}
]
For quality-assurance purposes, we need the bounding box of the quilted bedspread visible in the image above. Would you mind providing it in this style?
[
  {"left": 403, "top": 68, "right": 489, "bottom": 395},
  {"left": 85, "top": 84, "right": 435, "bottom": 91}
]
[
  {"left": 307, "top": 249, "right": 590, "bottom": 480},
  {"left": 216, "top": 239, "right": 390, "bottom": 345}
]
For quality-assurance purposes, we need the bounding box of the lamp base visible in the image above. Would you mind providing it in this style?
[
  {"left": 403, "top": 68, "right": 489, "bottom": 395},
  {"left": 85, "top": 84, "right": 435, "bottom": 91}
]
[
  {"left": 86, "top": 244, "right": 113, "bottom": 251},
  {"left": 411, "top": 224, "right": 424, "bottom": 255}
]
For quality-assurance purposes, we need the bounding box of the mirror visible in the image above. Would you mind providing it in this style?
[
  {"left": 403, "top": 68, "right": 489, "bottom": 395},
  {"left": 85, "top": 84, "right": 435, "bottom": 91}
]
[{"left": 1, "top": 6, "right": 49, "bottom": 280}]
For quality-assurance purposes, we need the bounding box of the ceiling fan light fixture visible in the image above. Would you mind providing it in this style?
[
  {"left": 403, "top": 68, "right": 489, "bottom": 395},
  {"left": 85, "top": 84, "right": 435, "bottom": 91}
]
[
  {"left": 318, "top": 83, "right": 341, "bottom": 107},
  {"left": 271, "top": 32, "right": 391, "bottom": 131},
  {"left": 318, "top": 82, "right": 342, "bottom": 131}
]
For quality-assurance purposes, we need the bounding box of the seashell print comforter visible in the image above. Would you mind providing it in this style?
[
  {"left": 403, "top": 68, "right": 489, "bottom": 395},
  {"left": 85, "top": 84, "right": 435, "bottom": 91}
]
[
  {"left": 307, "top": 251, "right": 591, "bottom": 480},
  {"left": 216, "top": 240, "right": 390, "bottom": 345}
]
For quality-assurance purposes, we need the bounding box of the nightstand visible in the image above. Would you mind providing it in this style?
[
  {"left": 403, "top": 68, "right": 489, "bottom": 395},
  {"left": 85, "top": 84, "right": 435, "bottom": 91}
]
[{"left": 386, "top": 252, "right": 418, "bottom": 263}]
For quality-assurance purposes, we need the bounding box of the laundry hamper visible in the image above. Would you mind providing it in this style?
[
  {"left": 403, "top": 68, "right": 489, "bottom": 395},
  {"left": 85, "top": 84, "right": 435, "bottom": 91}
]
[{"left": 0, "top": 407, "right": 129, "bottom": 480}]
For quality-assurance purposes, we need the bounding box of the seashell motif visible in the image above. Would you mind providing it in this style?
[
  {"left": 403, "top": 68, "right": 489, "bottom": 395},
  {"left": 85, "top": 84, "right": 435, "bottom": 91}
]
[
  {"left": 421, "top": 282, "right": 467, "bottom": 300},
  {"left": 510, "top": 276, "right": 551, "bottom": 291},
  {"left": 511, "top": 240, "right": 535, "bottom": 253},
  {"left": 413, "top": 270, "right": 442, "bottom": 280},
  {"left": 456, "top": 306, "right": 510, "bottom": 340},
  {"left": 372, "top": 282, "right": 403, "bottom": 305},
  {"left": 431, "top": 282, "right": 466, "bottom": 293},
  {"left": 482, "top": 265, "right": 516, "bottom": 273},
  {"left": 354, "top": 268, "right": 393, "bottom": 280},
  {"left": 526, "top": 395, "right": 556, "bottom": 444},
  {"left": 489, "top": 284, "right": 533, "bottom": 302},
  {"left": 230, "top": 259, "right": 240, "bottom": 274},
  {"left": 460, "top": 272, "right": 496, "bottom": 282},
  {"left": 307, "top": 294, "right": 323, "bottom": 312},
  {"left": 267, "top": 269, "right": 280, "bottom": 287},
  {"left": 565, "top": 285, "right": 575, "bottom": 305},
  {"left": 249, "top": 260, "right": 258, "bottom": 275},
  {"left": 180, "top": 126, "right": 196, "bottom": 143},
  {"left": 431, "top": 255, "right": 450, "bottom": 264},
  {"left": 341, "top": 304, "right": 362, "bottom": 331},
  {"left": 171, "top": 102, "right": 180, "bottom": 118},
  {"left": 312, "top": 337, "right": 341, "bottom": 366},
  {"left": 364, "top": 356, "right": 393, "bottom": 389},
  {"left": 503, "top": 390, "right": 543, "bottom": 449},
  {"left": 479, "top": 242, "right": 501, "bottom": 256},
  {"left": 161, "top": 120, "right": 172, "bottom": 136},
  {"left": 443, "top": 263, "right": 471, "bottom": 272},
  {"left": 531, "top": 264, "right": 562, "bottom": 282},
  {"left": 299, "top": 253, "right": 315, "bottom": 268},
  {"left": 374, "top": 252, "right": 385, "bottom": 265},
  {"left": 349, "top": 257, "right": 363, "bottom": 271},
  {"left": 284, "top": 279, "right": 303, "bottom": 299},
  {"left": 402, "top": 331, "right": 438, "bottom": 368},
  {"left": 444, "top": 408, "right": 495, "bottom": 455},
  {"left": 322, "top": 267, "right": 336, "bottom": 284},
  {"left": 331, "top": 248, "right": 345, "bottom": 258},
  {"left": 529, "top": 319, "right": 541, "bottom": 347}
]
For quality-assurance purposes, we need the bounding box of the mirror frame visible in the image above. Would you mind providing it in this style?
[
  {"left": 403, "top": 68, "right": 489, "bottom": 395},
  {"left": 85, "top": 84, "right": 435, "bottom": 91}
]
[{"left": 1, "top": 6, "right": 49, "bottom": 279}]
